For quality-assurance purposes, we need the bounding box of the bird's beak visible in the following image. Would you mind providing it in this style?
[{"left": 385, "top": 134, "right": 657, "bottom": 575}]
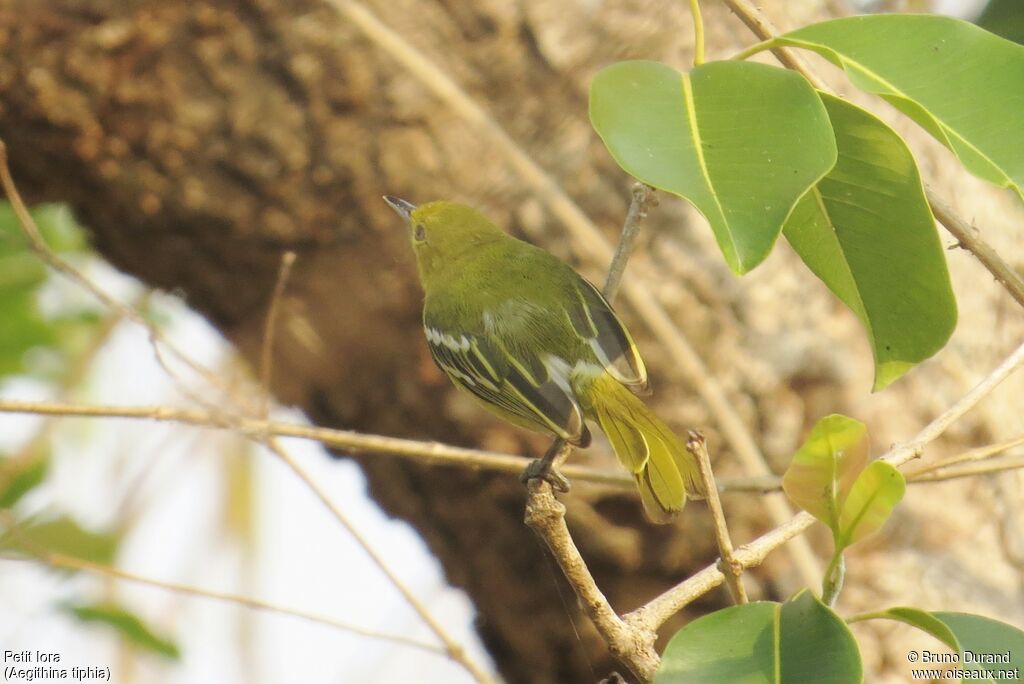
[{"left": 383, "top": 195, "right": 416, "bottom": 221}]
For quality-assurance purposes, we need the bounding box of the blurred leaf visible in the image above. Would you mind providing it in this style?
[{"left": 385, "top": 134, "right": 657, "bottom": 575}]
[
  {"left": 66, "top": 602, "right": 181, "bottom": 659},
  {"left": 837, "top": 460, "right": 905, "bottom": 547},
  {"left": 775, "top": 15, "right": 1024, "bottom": 198},
  {"left": 782, "top": 414, "right": 868, "bottom": 534},
  {"left": 977, "top": 0, "right": 1024, "bottom": 45},
  {"left": 783, "top": 94, "right": 956, "bottom": 391},
  {"left": 0, "top": 515, "right": 118, "bottom": 566},
  {"left": 0, "top": 293, "right": 57, "bottom": 377},
  {"left": 655, "top": 592, "right": 861, "bottom": 683},
  {"left": 934, "top": 612, "right": 1024, "bottom": 680},
  {"left": 590, "top": 60, "right": 837, "bottom": 273},
  {"left": 0, "top": 452, "right": 50, "bottom": 509},
  {"left": 0, "top": 202, "right": 95, "bottom": 379},
  {"left": 0, "top": 202, "right": 86, "bottom": 254}
]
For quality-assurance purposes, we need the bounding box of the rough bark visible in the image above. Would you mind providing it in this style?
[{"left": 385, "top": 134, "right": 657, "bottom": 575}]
[{"left": 4, "top": 1, "right": 1023, "bottom": 682}]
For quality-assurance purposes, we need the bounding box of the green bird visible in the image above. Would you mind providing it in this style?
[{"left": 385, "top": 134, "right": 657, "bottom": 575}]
[{"left": 384, "top": 196, "right": 703, "bottom": 523}]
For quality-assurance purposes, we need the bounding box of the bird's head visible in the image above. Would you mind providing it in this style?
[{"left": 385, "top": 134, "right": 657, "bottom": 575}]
[{"left": 383, "top": 197, "right": 505, "bottom": 287}]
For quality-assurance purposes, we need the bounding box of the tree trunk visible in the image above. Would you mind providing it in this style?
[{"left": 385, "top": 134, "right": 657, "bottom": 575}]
[{"left": 4, "top": 1, "right": 1021, "bottom": 682}]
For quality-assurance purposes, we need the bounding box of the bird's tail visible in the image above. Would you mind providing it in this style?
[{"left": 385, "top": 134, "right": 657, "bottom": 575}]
[{"left": 584, "top": 373, "right": 704, "bottom": 523}]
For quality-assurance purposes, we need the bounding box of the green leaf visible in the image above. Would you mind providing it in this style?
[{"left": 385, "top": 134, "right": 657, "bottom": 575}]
[
  {"left": 854, "top": 609, "right": 1024, "bottom": 680},
  {"left": 837, "top": 460, "right": 905, "bottom": 547},
  {"left": 655, "top": 592, "right": 861, "bottom": 683},
  {"left": 774, "top": 15, "right": 1024, "bottom": 198},
  {"left": 934, "top": 612, "right": 1024, "bottom": 680},
  {"left": 590, "top": 60, "right": 837, "bottom": 273},
  {"left": 0, "top": 293, "right": 57, "bottom": 377},
  {"left": 0, "top": 202, "right": 86, "bottom": 255},
  {"left": 978, "top": 0, "right": 1024, "bottom": 45},
  {"left": 782, "top": 414, "right": 868, "bottom": 533},
  {"left": 779, "top": 591, "right": 862, "bottom": 684},
  {"left": 783, "top": 94, "right": 956, "bottom": 391},
  {"left": 66, "top": 602, "right": 181, "bottom": 659},
  {"left": 0, "top": 516, "right": 118, "bottom": 566},
  {"left": 0, "top": 453, "right": 49, "bottom": 509}
]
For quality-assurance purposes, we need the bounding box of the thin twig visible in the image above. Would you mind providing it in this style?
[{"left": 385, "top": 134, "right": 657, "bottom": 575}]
[
  {"left": 911, "top": 456, "right": 1024, "bottom": 483},
  {"left": 0, "top": 305, "right": 125, "bottom": 494},
  {"left": 688, "top": 431, "right": 747, "bottom": 604},
  {"left": 0, "top": 139, "right": 233, "bottom": 402},
  {"left": 723, "top": 0, "right": 1024, "bottom": 310},
  {"left": 0, "top": 396, "right": 773, "bottom": 494},
  {"left": 328, "top": 0, "right": 820, "bottom": 585},
  {"left": 906, "top": 432, "right": 1024, "bottom": 478},
  {"left": 603, "top": 184, "right": 656, "bottom": 301},
  {"left": 261, "top": 439, "right": 493, "bottom": 683},
  {"left": 260, "top": 251, "right": 297, "bottom": 416},
  {"left": 0, "top": 526, "right": 443, "bottom": 658},
  {"left": 251, "top": 250, "right": 491, "bottom": 682},
  {"left": 927, "top": 190, "right": 1024, "bottom": 309},
  {"left": 626, "top": 338, "right": 1024, "bottom": 631}
]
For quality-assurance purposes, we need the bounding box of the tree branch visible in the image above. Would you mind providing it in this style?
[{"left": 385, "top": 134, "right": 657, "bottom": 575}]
[
  {"left": 524, "top": 448, "right": 661, "bottom": 682},
  {"left": 689, "top": 431, "right": 748, "bottom": 604},
  {"left": 0, "top": 547, "right": 443, "bottom": 659}
]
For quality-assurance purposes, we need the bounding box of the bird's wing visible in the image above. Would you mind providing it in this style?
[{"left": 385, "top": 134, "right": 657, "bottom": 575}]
[
  {"left": 422, "top": 317, "right": 588, "bottom": 444},
  {"left": 564, "top": 278, "right": 648, "bottom": 393}
]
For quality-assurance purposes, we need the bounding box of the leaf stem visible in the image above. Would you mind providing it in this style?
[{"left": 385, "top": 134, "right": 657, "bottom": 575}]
[
  {"left": 689, "top": 0, "right": 706, "bottom": 66},
  {"left": 731, "top": 39, "right": 773, "bottom": 61},
  {"left": 846, "top": 610, "right": 887, "bottom": 625},
  {"left": 821, "top": 550, "right": 846, "bottom": 607}
]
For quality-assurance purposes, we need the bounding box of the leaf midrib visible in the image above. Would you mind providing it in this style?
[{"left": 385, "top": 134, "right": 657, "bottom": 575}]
[{"left": 681, "top": 73, "right": 739, "bottom": 267}]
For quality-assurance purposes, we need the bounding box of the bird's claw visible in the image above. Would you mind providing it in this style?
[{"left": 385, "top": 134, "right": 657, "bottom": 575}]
[{"left": 520, "top": 458, "right": 571, "bottom": 493}]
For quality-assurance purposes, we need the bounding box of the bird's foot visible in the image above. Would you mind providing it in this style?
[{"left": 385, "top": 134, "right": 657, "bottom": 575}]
[
  {"left": 520, "top": 458, "right": 571, "bottom": 492},
  {"left": 520, "top": 440, "right": 572, "bottom": 492}
]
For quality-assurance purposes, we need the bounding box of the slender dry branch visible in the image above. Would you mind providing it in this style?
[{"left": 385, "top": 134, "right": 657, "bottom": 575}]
[
  {"left": 0, "top": 396, "right": 767, "bottom": 495},
  {"left": 602, "top": 183, "right": 656, "bottom": 300},
  {"left": 329, "top": 0, "right": 820, "bottom": 585},
  {"left": 0, "top": 548, "right": 442, "bottom": 658},
  {"left": 688, "top": 431, "right": 748, "bottom": 605},
  {"left": 256, "top": 250, "right": 492, "bottom": 682},
  {"left": 907, "top": 432, "right": 1024, "bottom": 478},
  {"left": 912, "top": 456, "right": 1024, "bottom": 483},
  {"left": 260, "top": 251, "right": 297, "bottom": 416},
  {"left": 626, "top": 337, "right": 1024, "bottom": 631},
  {"left": 0, "top": 139, "right": 236, "bottom": 402},
  {"left": 927, "top": 191, "right": 1024, "bottom": 309},
  {"left": 722, "top": 0, "right": 1024, "bottom": 310},
  {"left": 260, "top": 439, "right": 494, "bottom": 684}
]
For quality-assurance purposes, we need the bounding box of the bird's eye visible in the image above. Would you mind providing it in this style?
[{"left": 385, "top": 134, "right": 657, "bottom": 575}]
[{"left": 413, "top": 224, "right": 427, "bottom": 241}]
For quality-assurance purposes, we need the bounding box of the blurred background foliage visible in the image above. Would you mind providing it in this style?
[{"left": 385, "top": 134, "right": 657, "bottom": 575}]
[{"left": 0, "top": 201, "right": 183, "bottom": 663}]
